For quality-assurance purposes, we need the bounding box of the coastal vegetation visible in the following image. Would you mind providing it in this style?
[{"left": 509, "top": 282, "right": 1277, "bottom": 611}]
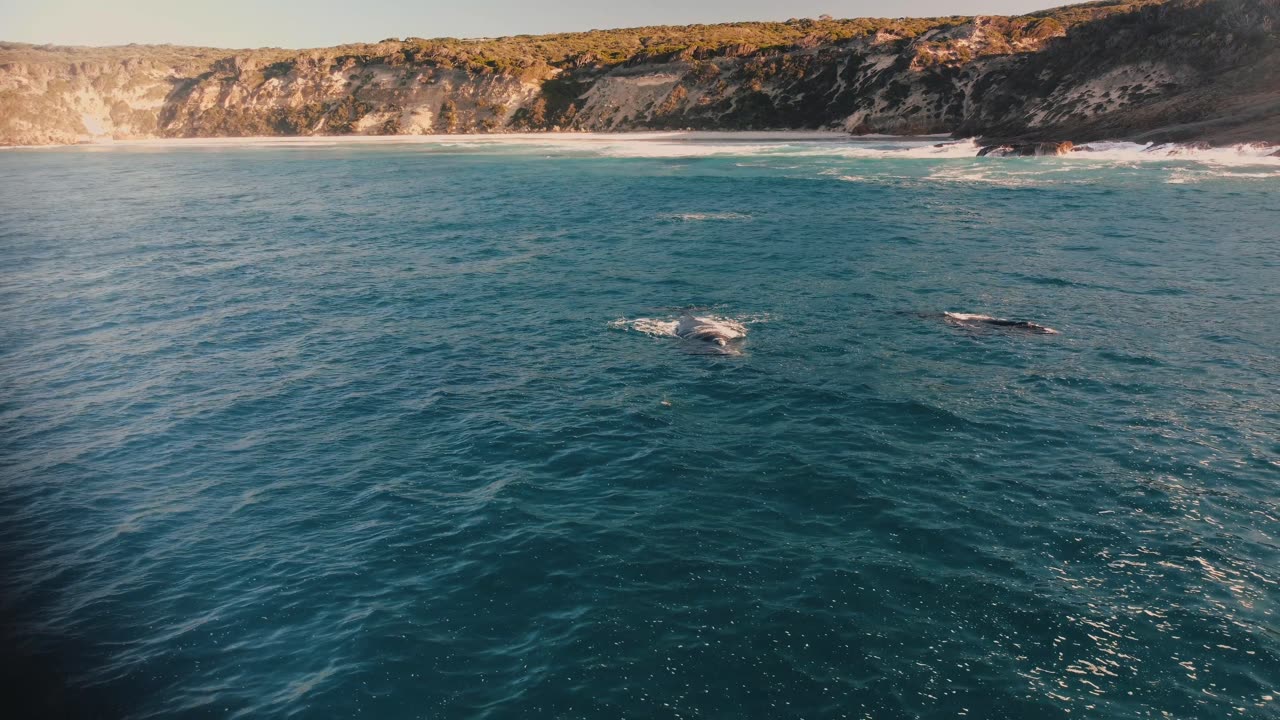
[{"left": 0, "top": 2, "right": 1160, "bottom": 72}]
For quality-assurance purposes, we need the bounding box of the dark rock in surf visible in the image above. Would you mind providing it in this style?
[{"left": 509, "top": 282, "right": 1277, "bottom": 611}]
[
  {"left": 978, "top": 141, "right": 1074, "bottom": 157},
  {"left": 1144, "top": 141, "right": 1212, "bottom": 155}
]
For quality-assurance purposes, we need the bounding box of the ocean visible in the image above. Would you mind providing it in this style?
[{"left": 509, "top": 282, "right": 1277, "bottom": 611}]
[{"left": 1, "top": 134, "right": 1277, "bottom": 719}]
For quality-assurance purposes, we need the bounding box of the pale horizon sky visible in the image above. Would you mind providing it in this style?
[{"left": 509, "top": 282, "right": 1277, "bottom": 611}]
[{"left": 2, "top": 0, "right": 1064, "bottom": 49}]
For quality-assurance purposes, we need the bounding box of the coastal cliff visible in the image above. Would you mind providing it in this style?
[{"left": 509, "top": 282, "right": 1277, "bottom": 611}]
[{"left": 1, "top": 0, "right": 1276, "bottom": 147}]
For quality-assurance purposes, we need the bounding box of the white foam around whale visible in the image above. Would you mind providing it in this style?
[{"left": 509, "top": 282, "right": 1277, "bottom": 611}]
[
  {"left": 610, "top": 313, "right": 755, "bottom": 352},
  {"left": 944, "top": 312, "right": 1060, "bottom": 335},
  {"left": 610, "top": 317, "right": 680, "bottom": 337}
]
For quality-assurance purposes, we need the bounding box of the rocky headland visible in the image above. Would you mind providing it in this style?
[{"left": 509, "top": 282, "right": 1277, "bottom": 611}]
[{"left": 1, "top": 0, "right": 1276, "bottom": 149}]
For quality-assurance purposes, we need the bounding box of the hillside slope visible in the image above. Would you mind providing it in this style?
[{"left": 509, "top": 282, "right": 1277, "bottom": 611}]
[{"left": 1, "top": 0, "right": 1275, "bottom": 146}]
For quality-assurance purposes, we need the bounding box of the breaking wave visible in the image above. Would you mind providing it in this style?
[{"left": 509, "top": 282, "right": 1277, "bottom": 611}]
[
  {"left": 1074, "top": 141, "right": 1280, "bottom": 166},
  {"left": 40, "top": 133, "right": 1280, "bottom": 170}
]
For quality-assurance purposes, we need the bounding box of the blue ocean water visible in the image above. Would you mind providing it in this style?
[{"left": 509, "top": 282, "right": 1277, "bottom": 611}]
[{"left": 0, "top": 135, "right": 1278, "bottom": 719}]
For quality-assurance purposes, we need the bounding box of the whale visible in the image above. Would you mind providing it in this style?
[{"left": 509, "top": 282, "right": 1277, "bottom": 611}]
[
  {"left": 944, "top": 312, "right": 1060, "bottom": 335},
  {"left": 674, "top": 314, "right": 748, "bottom": 347},
  {"left": 609, "top": 313, "right": 752, "bottom": 354}
]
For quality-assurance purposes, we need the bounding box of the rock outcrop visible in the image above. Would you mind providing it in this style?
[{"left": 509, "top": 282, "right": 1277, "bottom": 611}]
[
  {"left": 977, "top": 141, "right": 1075, "bottom": 156},
  {"left": 1, "top": 0, "right": 1276, "bottom": 147}
]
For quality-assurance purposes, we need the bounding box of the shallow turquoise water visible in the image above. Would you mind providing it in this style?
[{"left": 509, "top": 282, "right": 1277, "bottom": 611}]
[{"left": 1, "top": 137, "right": 1278, "bottom": 719}]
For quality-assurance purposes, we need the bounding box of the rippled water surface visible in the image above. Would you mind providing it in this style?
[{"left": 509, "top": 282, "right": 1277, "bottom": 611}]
[{"left": 1, "top": 136, "right": 1278, "bottom": 719}]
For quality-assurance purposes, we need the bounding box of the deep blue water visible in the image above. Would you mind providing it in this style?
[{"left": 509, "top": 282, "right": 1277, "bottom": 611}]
[{"left": 1, "top": 136, "right": 1278, "bottom": 719}]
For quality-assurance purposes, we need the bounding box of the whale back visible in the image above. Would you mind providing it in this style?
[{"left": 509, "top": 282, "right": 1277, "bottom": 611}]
[
  {"left": 675, "top": 315, "right": 747, "bottom": 345},
  {"left": 944, "top": 312, "right": 1059, "bottom": 335}
]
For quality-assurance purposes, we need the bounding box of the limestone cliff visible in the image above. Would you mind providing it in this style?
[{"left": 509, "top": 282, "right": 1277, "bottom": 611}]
[{"left": 1, "top": 0, "right": 1275, "bottom": 146}]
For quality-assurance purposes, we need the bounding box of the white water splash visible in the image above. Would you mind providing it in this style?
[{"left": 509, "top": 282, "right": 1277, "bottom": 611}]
[
  {"left": 609, "top": 317, "right": 680, "bottom": 338},
  {"left": 610, "top": 312, "right": 762, "bottom": 353}
]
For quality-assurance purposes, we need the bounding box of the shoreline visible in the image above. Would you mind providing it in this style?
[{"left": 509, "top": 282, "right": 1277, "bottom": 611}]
[
  {"left": 3, "top": 131, "right": 1277, "bottom": 165},
  {"left": 0, "top": 130, "right": 926, "bottom": 151}
]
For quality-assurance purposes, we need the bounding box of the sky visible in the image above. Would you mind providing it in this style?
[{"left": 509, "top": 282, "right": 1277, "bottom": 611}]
[{"left": 2, "top": 1, "right": 1064, "bottom": 48}]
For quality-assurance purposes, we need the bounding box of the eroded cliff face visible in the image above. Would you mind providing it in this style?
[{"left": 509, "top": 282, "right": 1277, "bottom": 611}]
[
  {"left": 155, "top": 52, "right": 545, "bottom": 137},
  {"left": 0, "top": 56, "right": 191, "bottom": 144},
  {"left": 1, "top": 0, "right": 1276, "bottom": 146}
]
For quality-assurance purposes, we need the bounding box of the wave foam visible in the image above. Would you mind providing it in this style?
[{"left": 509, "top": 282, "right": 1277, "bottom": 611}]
[
  {"left": 663, "top": 212, "right": 752, "bottom": 222},
  {"left": 40, "top": 132, "right": 1280, "bottom": 173},
  {"left": 1166, "top": 168, "right": 1280, "bottom": 184},
  {"left": 923, "top": 164, "right": 1085, "bottom": 187},
  {"left": 1072, "top": 141, "right": 1279, "bottom": 166}
]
